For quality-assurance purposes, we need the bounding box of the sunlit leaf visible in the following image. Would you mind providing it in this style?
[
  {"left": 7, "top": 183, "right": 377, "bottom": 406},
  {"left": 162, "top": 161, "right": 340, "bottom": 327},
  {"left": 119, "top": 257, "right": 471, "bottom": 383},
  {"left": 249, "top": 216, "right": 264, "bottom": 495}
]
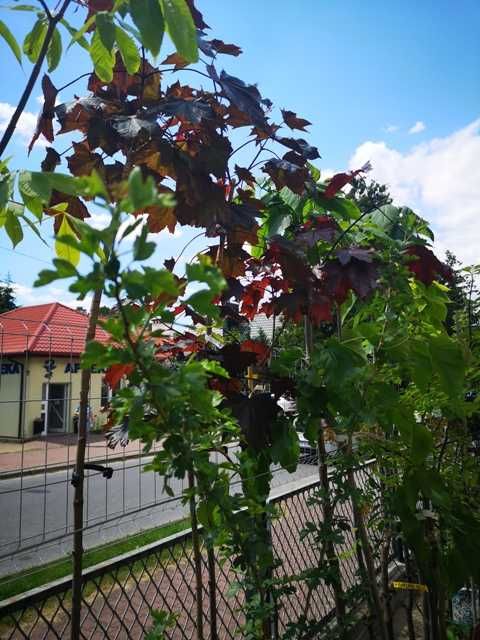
[
  {"left": 5, "top": 207, "right": 23, "bottom": 247},
  {"left": 160, "top": 0, "right": 198, "bottom": 63},
  {"left": 129, "top": 0, "right": 164, "bottom": 56},
  {"left": 46, "top": 27, "right": 62, "bottom": 71},
  {"left": 55, "top": 215, "right": 80, "bottom": 266},
  {"left": 23, "top": 16, "right": 48, "bottom": 62},
  {"left": 115, "top": 26, "right": 140, "bottom": 74},
  {"left": 0, "top": 19, "right": 22, "bottom": 65}
]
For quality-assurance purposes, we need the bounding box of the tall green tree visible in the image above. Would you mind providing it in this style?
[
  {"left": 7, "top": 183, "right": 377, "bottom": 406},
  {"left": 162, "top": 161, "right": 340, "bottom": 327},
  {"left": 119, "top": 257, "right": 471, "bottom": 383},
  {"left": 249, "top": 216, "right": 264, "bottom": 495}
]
[{"left": 0, "top": 276, "right": 16, "bottom": 313}]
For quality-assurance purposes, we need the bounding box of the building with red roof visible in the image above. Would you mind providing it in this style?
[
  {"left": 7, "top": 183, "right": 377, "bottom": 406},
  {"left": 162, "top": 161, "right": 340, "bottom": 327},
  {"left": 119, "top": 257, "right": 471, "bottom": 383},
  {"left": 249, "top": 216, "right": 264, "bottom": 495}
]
[{"left": 0, "top": 303, "right": 110, "bottom": 440}]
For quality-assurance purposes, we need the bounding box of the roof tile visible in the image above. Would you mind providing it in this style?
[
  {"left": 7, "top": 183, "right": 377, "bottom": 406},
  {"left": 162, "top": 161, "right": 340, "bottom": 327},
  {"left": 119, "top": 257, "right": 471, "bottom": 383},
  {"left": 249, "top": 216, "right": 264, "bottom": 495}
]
[{"left": 0, "top": 303, "right": 110, "bottom": 356}]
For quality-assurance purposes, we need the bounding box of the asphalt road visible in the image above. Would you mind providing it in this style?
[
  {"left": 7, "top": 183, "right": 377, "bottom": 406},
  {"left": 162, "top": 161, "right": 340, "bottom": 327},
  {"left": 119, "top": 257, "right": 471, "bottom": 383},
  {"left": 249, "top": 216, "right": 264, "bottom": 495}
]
[{"left": 0, "top": 452, "right": 317, "bottom": 577}]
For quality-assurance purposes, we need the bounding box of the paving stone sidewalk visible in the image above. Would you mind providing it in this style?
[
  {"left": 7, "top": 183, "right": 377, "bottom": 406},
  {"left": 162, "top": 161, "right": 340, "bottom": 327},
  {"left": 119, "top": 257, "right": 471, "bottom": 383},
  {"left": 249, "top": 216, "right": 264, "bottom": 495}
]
[{"left": 0, "top": 433, "right": 161, "bottom": 476}]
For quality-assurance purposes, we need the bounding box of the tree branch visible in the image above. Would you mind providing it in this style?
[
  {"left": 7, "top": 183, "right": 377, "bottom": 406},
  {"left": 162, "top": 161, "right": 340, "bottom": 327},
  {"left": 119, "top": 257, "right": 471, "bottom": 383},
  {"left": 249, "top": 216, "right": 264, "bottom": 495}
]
[{"left": 0, "top": 0, "right": 72, "bottom": 157}]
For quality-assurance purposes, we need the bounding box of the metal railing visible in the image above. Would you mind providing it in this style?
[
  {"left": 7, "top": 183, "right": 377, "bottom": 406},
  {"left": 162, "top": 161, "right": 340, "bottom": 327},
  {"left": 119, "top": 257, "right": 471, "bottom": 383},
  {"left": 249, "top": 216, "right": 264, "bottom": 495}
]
[{"left": 0, "top": 463, "right": 378, "bottom": 639}]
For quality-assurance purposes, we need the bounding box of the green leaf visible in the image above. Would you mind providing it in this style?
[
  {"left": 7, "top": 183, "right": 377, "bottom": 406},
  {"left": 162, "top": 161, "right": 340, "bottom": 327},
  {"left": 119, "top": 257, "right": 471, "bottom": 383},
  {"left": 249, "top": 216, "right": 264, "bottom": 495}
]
[
  {"left": 186, "top": 256, "right": 226, "bottom": 296},
  {"left": 429, "top": 334, "right": 465, "bottom": 398},
  {"left": 0, "top": 19, "right": 22, "bottom": 65},
  {"left": 18, "top": 170, "right": 52, "bottom": 218},
  {"left": 132, "top": 224, "right": 155, "bottom": 260},
  {"left": 160, "top": 0, "right": 198, "bottom": 62},
  {"left": 46, "top": 172, "right": 79, "bottom": 196},
  {"left": 127, "top": 166, "right": 157, "bottom": 210},
  {"left": 60, "top": 18, "right": 89, "bottom": 51},
  {"left": 76, "top": 170, "right": 109, "bottom": 201},
  {"left": 35, "top": 258, "right": 77, "bottom": 287},
  {"left": 411, "top": 424, "right": 433, "bottom": 465},
  {"left": 0, "top": 170, "right": 14, "bottom": 209},
  {"left": 315, "top": 193, "right": 361, "bottom": 220},
  {"left": 90, "top": 21, "right": 115, "bottom": 82},
  {"left": 129, "top": 0, "right": 164, "bottom": 56},
  {"left": 23, "top": 16, "right": 48, "bottom": 63},
  {"left": 55, "top": 216, "right": 80, "bottom": 267},
  {"left": 115, "top": 26, "right": 140, "bottom": 74},
  {"left": 3, "top": 4, "right": 38, "bottom": 11},
  {"left": 95, "top": 12, "right": 115, "bottom": 50},
  {"left": 409, "top": 338, "right": 432, "bottom": 392},
  {"left": 46, "top": 27, "right": 62, "bottom": 71},
  {"left": 5, "top": 208, "right": 23, "bottom": 247},
  {"left": 115, "top": 18, "right": 141, "bottom": 41},
  {"left": 20, "top": 212, "right": 47, "bottom": 244},
  {"left": 185, "top": 289, "right": 218, "bottom": 318},
  {"left": 200, "top": 360, "right": 230, "bottom": 378},
  {"left": 67, "top": 14, "right": 95, "bottom": 50}
]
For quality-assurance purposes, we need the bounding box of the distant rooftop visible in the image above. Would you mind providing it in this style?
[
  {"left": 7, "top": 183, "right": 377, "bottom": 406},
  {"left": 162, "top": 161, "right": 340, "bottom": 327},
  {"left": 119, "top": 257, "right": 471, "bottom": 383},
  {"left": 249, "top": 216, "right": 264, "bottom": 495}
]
[{"left": 0, "top": 303, "right": 110, "bottom": 356}]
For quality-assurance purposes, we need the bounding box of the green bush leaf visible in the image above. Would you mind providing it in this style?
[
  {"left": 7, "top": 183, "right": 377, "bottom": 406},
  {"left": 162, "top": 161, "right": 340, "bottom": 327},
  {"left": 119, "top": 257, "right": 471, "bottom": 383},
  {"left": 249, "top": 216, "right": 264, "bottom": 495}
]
[
  {"left": 90, "top": 17, "right": 115, "bottom": 82},
  {"left": 129, "top": 0, "right": 164, "bottom": 56},
  {"left": 46, "top": 27, "right": 62, "bottom": 71},
  {"left": 23, "top": 16, "right": 48, "bottom": 62},
  {"left": 160, "top": 0, "right": 198, "bottom": 63},
  {"left": 133, "top": 225, "right": 155, "bottom": 260},
  {"left": 95, "top": 12, "right": 115, "bottom": 50},
  {"left": 60, "top": 18, "right": 89, "bottom": 51},
  {"left": 128, "top": 166, "right": 157, "bottom": 210},
  {"left": 429, "top": 334, "right": 465, "bottom": 398},
  {"left": 115, "top": 26, "right": 140, "bottom": 74},
  {"left": 5, "top": 207, "right": 23, "bottom": 247},
  {"left": 55, "top": 216, "right": 80, "bottom": 266},
  {"left": 18, "top": 170, "right": 52, "bottom": 218},
  {"left": 0, "top": 19, "right": 22, "bottom": 65}
]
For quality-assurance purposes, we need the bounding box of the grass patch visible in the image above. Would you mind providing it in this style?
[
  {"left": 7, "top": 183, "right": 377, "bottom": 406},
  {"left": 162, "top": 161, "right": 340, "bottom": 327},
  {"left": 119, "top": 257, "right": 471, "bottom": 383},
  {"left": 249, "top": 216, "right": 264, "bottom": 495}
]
[{"left": 0, "top": 517, "right": 190, "bottom": 601}]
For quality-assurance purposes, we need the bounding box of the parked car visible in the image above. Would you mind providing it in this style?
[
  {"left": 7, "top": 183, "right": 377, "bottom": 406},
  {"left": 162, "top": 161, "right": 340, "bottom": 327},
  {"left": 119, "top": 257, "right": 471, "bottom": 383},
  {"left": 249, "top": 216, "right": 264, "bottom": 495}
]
[
  {"left": 297, "top": 429, "right": 337, "bottom": 464},
  {"left": 277, "top": 395, "right": 337, "bottom": 464}
]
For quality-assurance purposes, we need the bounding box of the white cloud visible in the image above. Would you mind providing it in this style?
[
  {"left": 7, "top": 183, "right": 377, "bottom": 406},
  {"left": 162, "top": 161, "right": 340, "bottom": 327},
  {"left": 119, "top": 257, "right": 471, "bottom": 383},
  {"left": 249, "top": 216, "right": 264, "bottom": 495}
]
[
  {"left": 349, "top": 118, "right": 480, "bottom": 265},
  {"left": 408, "top": 120, "right": 426, "bottom": 134},
  {"left": 0, "top": 102, "right": 45, "bottom": 147},
  {"left": 12, "top": 282, "right": 92, "bottom": 310},
  {"left": 385, "top": 124, "right": 399, "bottom": 133}
]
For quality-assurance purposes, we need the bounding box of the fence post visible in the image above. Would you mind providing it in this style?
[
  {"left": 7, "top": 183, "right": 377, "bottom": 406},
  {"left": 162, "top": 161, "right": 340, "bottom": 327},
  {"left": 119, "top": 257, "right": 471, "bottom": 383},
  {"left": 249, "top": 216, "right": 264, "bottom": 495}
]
[
  {"left": 207, "top": 543, "right": 218, "bottom": 640},
  {"left": 188, "top": 468, "right": 205, "bottom": 640},
  {"left": 265, "top": 515, "right": 279, "bottom": 639}
]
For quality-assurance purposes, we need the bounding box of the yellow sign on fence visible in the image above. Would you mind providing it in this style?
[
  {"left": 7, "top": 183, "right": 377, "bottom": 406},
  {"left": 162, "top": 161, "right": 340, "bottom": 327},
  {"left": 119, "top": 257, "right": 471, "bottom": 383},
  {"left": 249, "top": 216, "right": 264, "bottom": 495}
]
[{"left": 391, "top": 581, "right": 428, "bottom": 592}]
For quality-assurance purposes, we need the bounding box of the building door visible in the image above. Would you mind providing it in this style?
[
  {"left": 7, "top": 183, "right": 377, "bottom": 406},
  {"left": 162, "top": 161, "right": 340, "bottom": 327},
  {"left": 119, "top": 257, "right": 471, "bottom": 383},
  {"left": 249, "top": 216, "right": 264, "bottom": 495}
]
[{"left": 42, "top": 383, "right": 69, "bottom": 432}]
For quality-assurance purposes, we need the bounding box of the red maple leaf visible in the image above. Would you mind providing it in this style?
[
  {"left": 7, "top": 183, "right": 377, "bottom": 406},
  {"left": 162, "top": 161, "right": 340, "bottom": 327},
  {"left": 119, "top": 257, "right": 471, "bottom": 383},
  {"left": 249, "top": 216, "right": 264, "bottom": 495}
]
[
  {"left": 404, "top": 245, "right": 453, "bottom": 285},
  {"left": 281, "top": 109, "right": 312, "bottom": 132},
  {"left": 240, "top": 339, "right": 270, "bottom": 365},
  {"left": 29, "top": 75, "right": 58, "bottom": 154},
  {"left": 323, "top": 162, "right": 371, "bottom": 199},
  {"left": 104, "top": 363, "right": 134, "bottom": 389}
]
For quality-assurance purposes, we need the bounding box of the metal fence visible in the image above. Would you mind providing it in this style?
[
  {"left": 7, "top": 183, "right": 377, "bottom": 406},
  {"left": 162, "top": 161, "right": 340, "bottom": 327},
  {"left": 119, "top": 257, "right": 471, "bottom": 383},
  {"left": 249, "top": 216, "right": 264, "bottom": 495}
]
[
  {"left": 0, "top": 463, "right": 378, "bottom": 639},
  {"left": 0, "top": 317, "right": 319, "bottom": 577}
]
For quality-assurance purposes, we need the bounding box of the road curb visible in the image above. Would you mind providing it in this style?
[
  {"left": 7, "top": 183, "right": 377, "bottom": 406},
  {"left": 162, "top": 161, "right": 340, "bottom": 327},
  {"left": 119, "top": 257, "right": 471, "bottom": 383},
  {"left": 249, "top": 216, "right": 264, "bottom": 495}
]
[{"left": 0, "top": 450, "right": 158, "bottom": 480}]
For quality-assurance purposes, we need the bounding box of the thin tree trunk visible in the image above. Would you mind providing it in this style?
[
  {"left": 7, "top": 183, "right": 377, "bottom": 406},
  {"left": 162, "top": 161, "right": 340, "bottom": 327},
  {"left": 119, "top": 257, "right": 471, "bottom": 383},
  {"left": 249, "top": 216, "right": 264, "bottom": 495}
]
[
  {"left": 303, "top": 316, "right": 347, "bottom": 631},
  {"left": 70, "top": 286, "right": 102, "bottom": 640},
  {"left": 188, "top": 469, "right": 205, "bottom": 640},
  {"left": 318, "top": 427, "right": 347, "bottom": 625}
]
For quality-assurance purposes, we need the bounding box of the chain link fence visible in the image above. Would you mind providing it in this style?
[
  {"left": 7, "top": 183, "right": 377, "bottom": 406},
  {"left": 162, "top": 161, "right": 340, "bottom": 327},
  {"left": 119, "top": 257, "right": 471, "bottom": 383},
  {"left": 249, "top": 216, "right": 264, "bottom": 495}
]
[{"left": 0, "top": 463, "right": 381, "bottom": 639}]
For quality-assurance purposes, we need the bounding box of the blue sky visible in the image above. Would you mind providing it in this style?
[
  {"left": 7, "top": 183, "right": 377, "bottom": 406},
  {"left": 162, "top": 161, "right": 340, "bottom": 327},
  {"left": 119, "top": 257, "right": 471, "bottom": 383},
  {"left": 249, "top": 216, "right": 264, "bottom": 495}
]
[{"left": 1, "top": 0, "right": 479, "bottom": 307}]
